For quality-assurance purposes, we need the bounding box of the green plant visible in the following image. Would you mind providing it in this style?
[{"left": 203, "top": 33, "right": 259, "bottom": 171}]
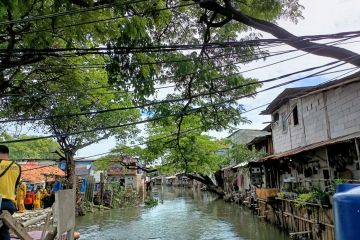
[
  {"left": 330, "top": 179, "right": 348, "bottom": 194},
  {"left": 295, "top": 192, "right": 315, "bottom": 207},
  {"left": 105, "top": 183, "right": 139, "bottom": 208},
  {"left": 144, "top": 196, "right": 159, "bottom": 207},
  {"left": 277, "top": 192, "right": 285, "bottom": 199},
  {"left": 312, "top": 186, "right": 329, "bottom": 205}
]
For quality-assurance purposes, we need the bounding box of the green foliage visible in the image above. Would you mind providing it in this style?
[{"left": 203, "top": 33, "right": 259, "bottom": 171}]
[
  {"left": 277, "top": 191, "right": 285, "bottom": 199},
  {"left": 0, "top": 132, "right": 60, "bottom": 159},
  {"left": 295, "top": 192, "right": 315, "bottom": 207},
  {"left": 110, "top": 145, "right": 158, "bottom": 164},
  {"left": 330, "top": 179, "right": 348, "bottom": 195},
  {"left": 105, "top": 183, "right": 139, "bottom": 208},
  {"left": 0, "top": 0, "right": 304, "bottom": 131},
  {"left": 228, "top": 143, "right": 267, "bottom": 163},
  {"left": 293, "top": 186, "right": 329, "bottom": 207},
  {"left": 92, "top": 156, "right": 112, "bottom": 171},
  {"left": 312, "top": 186, "right": 328, "bottom": 204},
  {"left": 144, "top": 195, "right": 158, "bottom": 207},
  {"left": 145, "top": 116, "right": 230, "bottom": 176},
  {"left": 0, "top": 55, "right": 141, "bottom": 155},
  {"left": 0, "top": 1, "right": 305, "bottom": 171}
]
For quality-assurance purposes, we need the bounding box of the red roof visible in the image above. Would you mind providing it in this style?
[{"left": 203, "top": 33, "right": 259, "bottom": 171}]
[{"left": 20, "top": 163, "right": 65, "bottom": 183}]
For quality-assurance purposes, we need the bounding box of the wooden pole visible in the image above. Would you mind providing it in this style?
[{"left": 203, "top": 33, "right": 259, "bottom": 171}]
[
  {"left": 355, "top": 138, "right": 360, "bottom": 165},
  {"left": 100, "top": 173, "right": 104, "bottom": 205},
  {"left": 325, "top": 147, "right": 332, "bottom": 180}
]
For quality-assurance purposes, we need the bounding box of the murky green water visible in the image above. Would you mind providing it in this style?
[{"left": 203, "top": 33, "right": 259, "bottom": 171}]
[{"left": 76, "top": 187, "right": 290, "bottom": 240}]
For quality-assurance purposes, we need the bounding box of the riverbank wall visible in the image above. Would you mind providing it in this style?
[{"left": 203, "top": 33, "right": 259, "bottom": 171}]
[{"left": 223, "top": 190, "right": 335, "bottom": 240}]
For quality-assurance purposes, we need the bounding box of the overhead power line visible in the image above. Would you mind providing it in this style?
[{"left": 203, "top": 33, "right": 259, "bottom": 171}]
[
  {"left": 0, "top": 0, "right": 150, "bottom": 26},
  {"left": 1, "top": 48, "right": 295, "bottom": 98},
  {"left": 18, "top": 126, "right": 202, "bottom": 164},
  {"left": 0, "top": 2, "right": 199, "bottom": 37},
  {"left": 0, "top": 59, "right": 347, "bottom": 124},
  {"left": 75, "top": 126, "right": 205, "bottom": 160},
  {"left": 0, "top": 63, "right": 354, "bottom": 144},
  {"left": 21, "top": 163, "right": 58, "bottom": 172},
  {"left": 75, "top": 102, "right": 273, "bottom": 160},
  {"left": 2, "top": 32, "right": 360, "bottom": 55},
  {"left": 2, "top": 37, "right": 356, "bottom": 101}
]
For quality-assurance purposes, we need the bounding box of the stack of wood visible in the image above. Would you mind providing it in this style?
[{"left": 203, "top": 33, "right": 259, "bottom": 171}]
[{"left": 13, "top": 208, "right": 53, "bottom": 231}]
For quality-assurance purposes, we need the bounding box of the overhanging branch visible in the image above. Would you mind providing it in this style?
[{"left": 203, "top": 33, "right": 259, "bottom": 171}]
[{"left": 196, "top": 0, "right": 360, "bottom": 67}]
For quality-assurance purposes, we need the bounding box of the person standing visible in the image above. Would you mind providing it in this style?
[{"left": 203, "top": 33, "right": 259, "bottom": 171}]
[
  {"left": 16, "top": 182, "right": 26, "bottom": 213},
  {"left": 0, "top": 145, "right": 21, "bottom": 240}
]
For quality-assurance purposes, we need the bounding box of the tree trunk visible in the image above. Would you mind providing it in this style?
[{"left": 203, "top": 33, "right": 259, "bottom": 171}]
[
  {"left": 197, "top": 0, "right": 360, "bottom": 67},
  {"left": 65, "top": 149, "right": 76, "bottom": 190},
  {"left": 185, "top": 173, "right": 225, "bottom": 197}
]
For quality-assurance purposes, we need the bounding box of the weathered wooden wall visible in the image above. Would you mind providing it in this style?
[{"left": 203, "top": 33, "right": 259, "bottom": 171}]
[{"left": 257, "top": 198, "right": 334, "bottom": 240}]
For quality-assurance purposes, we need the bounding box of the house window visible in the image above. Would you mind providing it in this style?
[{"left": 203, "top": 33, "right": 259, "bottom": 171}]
[
  {"left": 293, "top": 105, "right": 299, "bottom": 126},
  {"left": 273, "top": 112, "right": 279, "bottom": 123},
  {"left": 281, "top": 112, "right": 288, "bottom": 133}
]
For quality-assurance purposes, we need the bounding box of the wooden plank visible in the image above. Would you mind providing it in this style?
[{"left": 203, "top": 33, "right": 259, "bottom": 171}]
[
  {"left": 22, "top": 213, "right": 49, "bottom": 227},
  {"left": 282, "top": 211, "right": 315, "bottom": 223},
  {"left": 0, "top": 210, "right": 32, "bottom": 240}
]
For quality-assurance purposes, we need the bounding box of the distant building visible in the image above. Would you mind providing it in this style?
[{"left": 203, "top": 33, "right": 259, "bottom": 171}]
[
  {"left": 227, "top": 129, "right": 270, "bottom": 145},
  {"left": 106, "top": 156, "right": 144, "bottom": 193},
  {"left": 75, "top": 158, "right": 102, "bottom": 182}
]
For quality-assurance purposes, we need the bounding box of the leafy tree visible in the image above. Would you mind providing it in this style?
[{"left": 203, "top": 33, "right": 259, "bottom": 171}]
[
  {"left": 0, "top": 55, "right": 141, "bottom": 188},
  {"left": 94, "top": 144, "right": 158, "bottom": 173},
  {"left": 228, "top": 143, "right": 267, "bottom": 163},
  {"left": 0, "top": 0, "right": 358, "bottom": 189},
  {"left": 0, "top": 132, "right": 60, "bottom": 159},
  {"left": 0, "top": 0, "right": 358, "bottom": 97}
]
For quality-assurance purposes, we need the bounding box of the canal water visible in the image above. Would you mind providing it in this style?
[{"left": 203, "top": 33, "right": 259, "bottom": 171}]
[{"left": 76, "top": 187, "right": 290, "bottom": 240}]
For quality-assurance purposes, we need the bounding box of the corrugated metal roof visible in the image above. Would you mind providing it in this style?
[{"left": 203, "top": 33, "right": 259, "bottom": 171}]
[{"left": 261, "top": 131, "right": 360, "bottom": 161}]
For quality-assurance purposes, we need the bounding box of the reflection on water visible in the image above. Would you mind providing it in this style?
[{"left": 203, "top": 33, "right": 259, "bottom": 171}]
[{"left": 76, "top": 187, "right": 290, "bottom": 240}]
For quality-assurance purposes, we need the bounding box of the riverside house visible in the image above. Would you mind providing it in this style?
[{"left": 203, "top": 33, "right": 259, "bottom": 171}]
[
  {"left": 252, "top": 72, "right": 360, "bottom": 240},
  {"left": 261, "top": 73, "right": 360, "bottom": 190}
]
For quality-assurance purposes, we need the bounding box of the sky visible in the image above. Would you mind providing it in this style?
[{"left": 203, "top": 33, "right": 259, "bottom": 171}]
[{"left": 73, "top": 0, "right": 360, "bottom": 157}]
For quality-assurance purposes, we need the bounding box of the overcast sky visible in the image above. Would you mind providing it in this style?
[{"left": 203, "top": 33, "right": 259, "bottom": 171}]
[{"left": 76, "top": 0, "right": 360, "bottom": 158}]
